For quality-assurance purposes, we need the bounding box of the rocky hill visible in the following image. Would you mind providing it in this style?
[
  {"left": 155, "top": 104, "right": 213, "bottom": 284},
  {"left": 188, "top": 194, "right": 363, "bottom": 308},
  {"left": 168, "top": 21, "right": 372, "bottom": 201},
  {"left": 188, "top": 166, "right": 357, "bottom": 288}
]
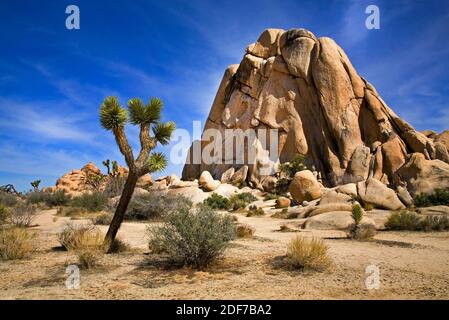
[{"left": 182, "top": 28, "right": 449, "bottom": 196}]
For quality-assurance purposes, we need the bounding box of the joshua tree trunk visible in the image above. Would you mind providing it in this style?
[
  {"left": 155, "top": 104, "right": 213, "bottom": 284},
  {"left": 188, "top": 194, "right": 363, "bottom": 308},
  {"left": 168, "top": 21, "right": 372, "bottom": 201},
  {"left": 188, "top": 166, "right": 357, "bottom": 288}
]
[
  {"left": 99, "top": 96, "right": 174, "bottom": 253},
  {"left": 103, "top": 171, "right": 139, "bottom": 252}
]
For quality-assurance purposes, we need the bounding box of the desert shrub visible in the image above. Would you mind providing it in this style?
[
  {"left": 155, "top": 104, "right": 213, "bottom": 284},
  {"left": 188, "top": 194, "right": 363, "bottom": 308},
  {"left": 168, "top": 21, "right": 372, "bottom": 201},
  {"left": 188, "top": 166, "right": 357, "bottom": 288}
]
[
  {"left": 385, "top": 211, "right": 422, "bottom": 231},
  {"left": 0, "top": 204, "right": 9, "bottom": 224},
  {"left": 286, "top": 236, "right": 332, "bottom": 271},
  {"left": 148, "top": 205, "right": 235, "bottom": 269},
  {"left": 84, "top": 173, "right": 104, "bottom": 191},
  {"left": 353, "top": 224, "right": 377, "bottom": 240},
  {"left": 246, "top": 206, "right": 265, "bottom": 217},
  {"left": 274, "top": 155, "right": 310, "bottom": 195},
  {"left": 56, "top": 206, "right": 88, "bottom": 217},
  {"left": 126, "top": 193, "right": 192, "bottom": 220},
  {"left": 58, "top": 223, "right": 101, "bottom": 250},
  {"left": 9, "top": 204, "right": 37, "bottom": 227},
  {"left": 92, "top": 212, "right": 113, "bottom": 225},
  {"left": 103, "top": 175, "right": 127, "bottom": 198},
  {"left": 0, "top": 192, "right": 18, "bottom": 207},
  {"left": 109, "top": 238, "right": 130, "bottom": 253},
  {"left": 232, "top": 180, "right": 247, "bottom": 189},
  {"left": 203, "top": 193, "right": 231, "bottom": 210},
  {"left": 76, "top": 248, "right": 101, "bottom": 269},
  {"left": 58, "top": 223, "right": 103, "bottom": 269},
  {"left": 71, "top": 192, "right": 108, "bottom": 212},
  {"left": 235, "top": 224, "right": 255, "bottom": 238},
  {"left": 44, "top": 190, "right": 71, "bottom": 207},
  {"left": 0, "top": 227, "right": 34, "bottom": 260},
  {"left": 419, "top": 215, "right": 449, "bottom": 232},
  {"left": 229, "top": 192, "right": 257, "bottom": 211},
  {"left": 26, "top": 192, "right": 44, "bottom": 205},
  {"left": 363, "top": 203, "right": 375, "bottom": 211},
  {"left": 263, "top": 193, "right": 278, "bottom": 201},
  {"left": 414, "top": 189, "right": 449, "bottom": 207}
]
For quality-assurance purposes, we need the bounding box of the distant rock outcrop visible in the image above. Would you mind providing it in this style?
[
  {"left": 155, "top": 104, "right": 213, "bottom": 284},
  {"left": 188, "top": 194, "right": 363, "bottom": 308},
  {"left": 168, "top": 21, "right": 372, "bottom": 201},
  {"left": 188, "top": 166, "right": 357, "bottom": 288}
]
[
  {"left": 52, "top": 162, "right": 153, "bottom": 196},
  {"left": 183, "top": 28, "right": 449, "bottom": 195}
]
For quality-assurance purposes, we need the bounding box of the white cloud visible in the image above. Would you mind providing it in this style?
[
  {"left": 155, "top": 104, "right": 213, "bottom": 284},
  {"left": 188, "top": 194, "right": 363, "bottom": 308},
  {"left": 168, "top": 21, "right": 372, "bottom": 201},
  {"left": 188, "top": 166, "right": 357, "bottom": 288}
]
[{"left": 0, "top": 98, "right": 95, "bottom": 142}]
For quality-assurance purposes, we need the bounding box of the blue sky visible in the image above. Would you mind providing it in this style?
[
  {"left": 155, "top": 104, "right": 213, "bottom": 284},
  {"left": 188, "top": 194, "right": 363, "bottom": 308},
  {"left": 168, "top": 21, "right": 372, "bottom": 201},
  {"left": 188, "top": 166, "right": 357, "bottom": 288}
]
[{"left": 1, "top": 0, "right": 448, "bottom": 191}]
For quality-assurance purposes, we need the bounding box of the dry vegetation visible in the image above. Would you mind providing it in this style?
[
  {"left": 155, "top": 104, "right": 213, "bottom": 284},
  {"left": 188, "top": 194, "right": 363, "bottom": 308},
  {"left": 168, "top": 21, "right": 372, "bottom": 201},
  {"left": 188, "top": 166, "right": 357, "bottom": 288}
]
[
  {"left": 1, "top": 196, "right": 449, "bottom": 299},
  {"left": 286, "top": 236, "right": 332, "bottom": 271}
]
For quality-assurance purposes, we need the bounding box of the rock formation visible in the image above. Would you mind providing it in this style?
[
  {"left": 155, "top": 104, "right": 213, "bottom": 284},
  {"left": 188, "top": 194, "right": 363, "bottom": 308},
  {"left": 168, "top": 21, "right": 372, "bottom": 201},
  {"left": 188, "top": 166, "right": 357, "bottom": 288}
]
[
  {"left": 52, "top": 162, "right": 153, "bottom": 196},
  {"left": 183, "top": 28, "right": 449, "bottom": 195}
]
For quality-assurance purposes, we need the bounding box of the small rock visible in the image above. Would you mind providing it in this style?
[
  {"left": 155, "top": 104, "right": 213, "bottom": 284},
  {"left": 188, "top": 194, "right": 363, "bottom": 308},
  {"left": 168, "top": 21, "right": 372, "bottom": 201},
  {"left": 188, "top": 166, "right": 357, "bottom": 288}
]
[{"left": 275, "top": 196, "right": 291, "bottom": 208}]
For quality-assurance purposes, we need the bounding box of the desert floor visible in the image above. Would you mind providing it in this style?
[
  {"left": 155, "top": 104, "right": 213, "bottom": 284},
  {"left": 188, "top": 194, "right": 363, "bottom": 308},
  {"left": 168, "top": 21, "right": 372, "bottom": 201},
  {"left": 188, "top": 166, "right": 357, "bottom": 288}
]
[{"left": 1, "top": 209, "right": 449, "bottom": 300}]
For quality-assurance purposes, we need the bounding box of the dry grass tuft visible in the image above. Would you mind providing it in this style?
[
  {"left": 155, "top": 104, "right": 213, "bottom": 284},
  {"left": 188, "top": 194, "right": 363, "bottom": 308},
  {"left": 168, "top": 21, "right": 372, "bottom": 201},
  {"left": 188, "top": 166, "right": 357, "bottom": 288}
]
[
  {"left": 286, "top": 236, "right": 332, "bottom": 271},
  {"left": 58, "top": 223, "right": 103, "bottom": 269},
  {"left": 235, "top": 224, "right": 255, "bottom": 238},
  {"left": 0, "top": 227, "right": 34, "bottom": 260}
]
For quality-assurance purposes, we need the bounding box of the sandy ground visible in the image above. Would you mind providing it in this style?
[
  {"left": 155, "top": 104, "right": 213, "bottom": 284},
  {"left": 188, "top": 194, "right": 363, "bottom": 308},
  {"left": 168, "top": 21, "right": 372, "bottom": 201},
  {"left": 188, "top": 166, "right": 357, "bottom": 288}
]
[{"left": 1, "top": 209, "right": 449, "bottom": 300}]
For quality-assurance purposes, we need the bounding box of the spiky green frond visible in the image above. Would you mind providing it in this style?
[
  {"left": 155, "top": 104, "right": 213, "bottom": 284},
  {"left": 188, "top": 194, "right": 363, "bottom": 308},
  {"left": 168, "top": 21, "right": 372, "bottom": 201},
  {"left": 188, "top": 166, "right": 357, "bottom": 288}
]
[
  {"left": 145, "top": 97, "right": 163, "bottom": 123},
  {"left": 152, "top": 121, "right": 176, "bottom": 145},
  {"left": 147, "top": 152, "right": 167, "bottom": 173},
  {"left": 128, "top": 97, "right": 162, "bottom": 125},
  {"left": 128, "top": 98, "right": 145, "bottom": 125},
  {"left": 100, "top": 96, "right": 128, "bottom": 130}
]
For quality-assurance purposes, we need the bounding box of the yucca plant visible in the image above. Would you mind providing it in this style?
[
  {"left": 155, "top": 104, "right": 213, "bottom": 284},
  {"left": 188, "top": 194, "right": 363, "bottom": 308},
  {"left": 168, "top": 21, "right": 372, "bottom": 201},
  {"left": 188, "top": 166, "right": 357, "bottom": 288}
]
[
  {"left": 100, "top": 96, "right": 175, "bottom": 252},
  {"left": 111, "top": 160, "right": 119, "bottom": 177},
  {"left": 30, "top": 180, "right": 41, "bottom": 192},
  {"left": 102, "top": 159, "right": 111, "bottom": 175}
]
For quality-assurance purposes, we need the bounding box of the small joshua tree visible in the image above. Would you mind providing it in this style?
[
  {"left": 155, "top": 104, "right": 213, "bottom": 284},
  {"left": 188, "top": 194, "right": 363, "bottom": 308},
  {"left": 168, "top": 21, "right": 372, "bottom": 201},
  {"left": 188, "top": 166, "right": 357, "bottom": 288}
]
[
  {"left": 102, "top": 159, "right": 111, "bottom": 175},
  {"left": 100, "top": 96, "right": 175, "bottom": 252},
  {"left": 111, "top": 160, "right": 119, "bottom": 177},
  {"left": 30, "top": 180, "right": 41, "bottom": 192},
  {"left": 350, "top": 202, "right": 375, "bottom": 240}
]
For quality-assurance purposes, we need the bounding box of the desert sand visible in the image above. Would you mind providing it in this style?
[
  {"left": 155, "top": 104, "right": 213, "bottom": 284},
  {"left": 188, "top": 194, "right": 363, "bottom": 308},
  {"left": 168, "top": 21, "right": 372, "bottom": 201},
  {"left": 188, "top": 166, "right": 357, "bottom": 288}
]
[{"left": 1, "top": 208, "right": 448, "bottom": 300}]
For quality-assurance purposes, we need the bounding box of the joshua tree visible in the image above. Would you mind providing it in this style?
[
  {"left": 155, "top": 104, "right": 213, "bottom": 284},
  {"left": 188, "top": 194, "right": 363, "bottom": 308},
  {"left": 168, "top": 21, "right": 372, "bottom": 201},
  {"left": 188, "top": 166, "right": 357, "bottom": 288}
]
[
  {"left": 100, "top": 96, "right": 175, "bottom": 252},
  {"left": 111, "top": 160, "right": 119, "bottom": 177},
  {"left": 102, "top": 159, "right": 111, "bottom": 175},
  {"left": 30, "top": 180, "right": 41, "bottom": 192}
]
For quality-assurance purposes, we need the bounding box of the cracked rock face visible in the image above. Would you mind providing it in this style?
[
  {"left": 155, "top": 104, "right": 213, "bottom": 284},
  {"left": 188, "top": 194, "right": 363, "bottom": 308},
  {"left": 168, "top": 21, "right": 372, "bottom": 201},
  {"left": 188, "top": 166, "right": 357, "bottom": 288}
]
[{"left": 182, "top": 28, "right": 449, "bottom": 192}]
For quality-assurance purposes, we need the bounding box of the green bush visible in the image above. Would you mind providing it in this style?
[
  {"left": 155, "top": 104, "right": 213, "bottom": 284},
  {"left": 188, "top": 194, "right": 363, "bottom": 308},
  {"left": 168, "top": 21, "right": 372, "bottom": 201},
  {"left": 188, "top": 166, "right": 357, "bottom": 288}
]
[
  {"left": 419, "top": 215, "right": 449, "bottom": 232},
  {"left": 385, "top": 211, "right": 423, "bottom": 231},
  {"left": 71, "top": 192, "right": 108, "bottom": 212},
  {"left": 278, "top": 155, "right": 309, "bottom": 179},
  {"left": 229, "top": 192, "right": 257, "bottom": 211},
  {"left": 203, "top": 193, "right": 231, "bottom": 210},
  {"left": 148, "top": 205, "right": 235, "bottom": 269},
  {"left": 386, "top": 210, "right": 449, "bottom": 232},
  {"left": 0, "top": 192, "right": 18, "bottom": 207},
  {"left": 414, "top": 189, "right": 449, "bottom": 207},
  {"left": 246, "top": 206, "right": 265, "bottom": 217},
  {"left": 263, "top": 193, "right": 278, "bottom": 201},
  {"left": 26, "top": 191, "right": 49, "bottom": 205},
  {"left": 126, "top": 193, "right": 192, "bottom": 220},
  {"left": 27, "top": 190, "right": 71, "bottom": 207},
  {"left": 274, "top": 155, "right": 310, "bottom": 195}
]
